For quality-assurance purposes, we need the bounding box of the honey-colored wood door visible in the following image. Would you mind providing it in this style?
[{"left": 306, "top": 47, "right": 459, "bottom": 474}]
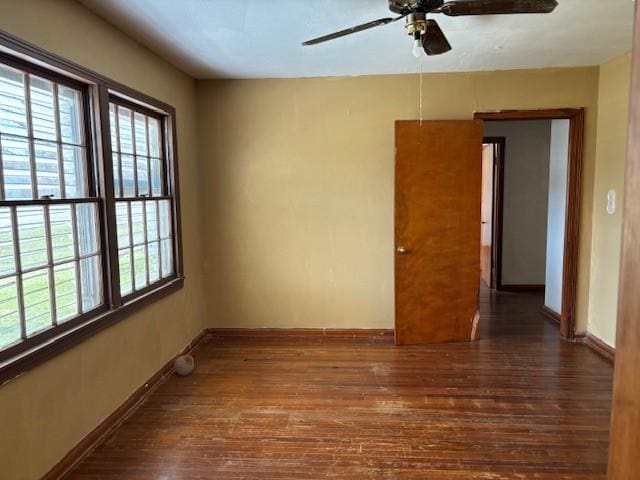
[{"left": 395, "top": 120, "right": 483, "bottom": 345}]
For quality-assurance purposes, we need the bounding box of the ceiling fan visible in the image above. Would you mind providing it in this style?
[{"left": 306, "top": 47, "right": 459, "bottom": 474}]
[{"left": 302, "top": 0, "right": 559, "bottom": 57}]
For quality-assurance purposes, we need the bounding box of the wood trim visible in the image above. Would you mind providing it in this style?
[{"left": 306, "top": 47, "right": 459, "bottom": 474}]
[
  {"left": 41, "top": 328, "right": 209, "bottom": 480},
  {"left": 475, "top": 109, "right": 583, "bottom": 121},
  {"left": 483, "top": 137, "right": 505, "bottom": 290},
  {"left": 475, "top": 109, "right": 585, "bottom": 341},
  {"left": 96, "top": 84, "right": 121, "bottom": 309},
  {"left": 500, "top": 284, "right": 545, "bottom": 293},
  {"left": 608, "top": 2, "right": 640, "bottom": 477},
  {"left": 208, "top": 328, "right": 395, "bottom": 339},
  {"left": 585, "top": 334, "right": 615, "bottom": 364},
  {"left": 541, "top": 305, "right": 561, "bottom": 324}
]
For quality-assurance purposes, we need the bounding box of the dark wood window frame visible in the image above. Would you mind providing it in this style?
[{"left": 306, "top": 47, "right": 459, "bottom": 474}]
[{"left": 0, "top": 30, "right": 184, "bottom": 384}]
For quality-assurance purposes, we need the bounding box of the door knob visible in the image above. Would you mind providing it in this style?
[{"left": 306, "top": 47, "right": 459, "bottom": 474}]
[{"left": 396, "top": 246, "right": 408, "bottom": 254}]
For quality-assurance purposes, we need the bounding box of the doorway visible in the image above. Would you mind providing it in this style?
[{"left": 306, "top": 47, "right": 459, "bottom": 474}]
[
  {"left": 480, "top": 137, "right": 505, "bottom": 290},
  {"left": 475, "top": 110, "right": 584, "bottom": 340}
]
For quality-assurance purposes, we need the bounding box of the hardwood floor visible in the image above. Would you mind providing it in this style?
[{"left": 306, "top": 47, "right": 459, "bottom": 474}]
[{"left": 67, "top": 291, "right": 613, "bottom": 479}]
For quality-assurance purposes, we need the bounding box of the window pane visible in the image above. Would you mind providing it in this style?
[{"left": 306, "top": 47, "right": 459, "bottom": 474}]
[
  {"left": 58, "top": 85, "right": 83, "bottom": 145},
  {"left": 148, "top": 241, "right": 160, "bottom": 283},
  {"left": 116, "top": 202, "right": 130, "bottom": 249},
  {"left": 146, "top": 201, "right": 158, "bottom": 241},
  {"left": 0, "top": 276, "right": 20, "bottom": 348},
  {"left": 133, "top": 245, "right": 147, "bottom": 289},
  {"left": 161, "top": 238, "right": 173, "bottom": 278},
  {"left": 29, "top": 76, "right": 57, "bottom": 141},
  {"left": 76, "top": 203, "right": 98, "bottom": 256},
  {"left": 1, "top": 135, "right": 32, "bottom": 200},
  {"left": 62, "top": 145, "right": 87, "bottom": 198},
  {"left": 0, "top": 208, "right": 15, "bottom": 276},
  {"left": 148, "top": 117, "right": 161, "bottom": 157},
  {"left": 0, "top": 65, "right": 27, "bottom": 137},
  {"left": 34, "top": 140, "right": 61, "bottom": 198},
  {"left": 150, "top": 157, "right": 163, "bottom": 196},
  {"left": 137, "top": 156, "right": 149, "bottom": 196},
  {"left": 119, "top": 248, "right": 132, "bottom": 295},
  {"left": 112, "top": 153, "right": 121, "bottom": 198},
  {"left": 80, "top": 255, "right": 101, "bottom": 312},
  {"left": 134, "top": 113, "right": 147, "bottom": 155},
  {"left": 49, "top": 205, "right": 74, "bottom": 263},
  {"left": 131, "top": 202, "right": 145, "bottom": 245},
  {"left": 117, "top": 106, "right": 133, "bottom": 154},
  {"left": 109, "top": 103, "right": 118, "bottom": 151},
  {"left": 54, "top": 262, "right": 78, "bottom": 322},
  {"left": 121, "top": 154, "right": 135, "bottom": 197},
  {"left": 159, "top": 200, "right": 171, "bottom": 239},
  {"left": 23, "top": 268, "right": 52, "bottom": 335},
  {"left": 17, "top": 206, "right": 47, "bottom": 270}
]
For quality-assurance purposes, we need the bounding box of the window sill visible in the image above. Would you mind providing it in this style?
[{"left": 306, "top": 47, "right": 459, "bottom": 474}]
[{"left": 0, "top": 276, "right": 185, "bottom": 386}]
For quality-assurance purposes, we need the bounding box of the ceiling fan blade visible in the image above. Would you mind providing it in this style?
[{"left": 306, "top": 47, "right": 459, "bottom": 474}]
[
  {"left": 440, "top": 0, "right": 558, "bottom": 16},
  {"left": 422, "top": 20, "right": 452, "bottom": 56},
  {"left": 302, "top": 16, "right": 403, "bottom": 46}
]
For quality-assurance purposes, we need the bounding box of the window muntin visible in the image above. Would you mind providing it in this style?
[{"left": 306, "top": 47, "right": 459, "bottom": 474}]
[
  {"left": 0, "top": 64, "right": 88, "bottom": 200},
  {"left": 0, "top": 61, "right": 102, "bottom": 351},
  {"left": 109, "top": 101, "right": 174, "bottom": 298}
]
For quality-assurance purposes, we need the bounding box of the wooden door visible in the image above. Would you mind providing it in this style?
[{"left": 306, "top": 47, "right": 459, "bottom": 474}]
[
  {"left": 480, "top": 144, "right": 494, "bottom": 288},
  {"left": 608, "top": 1, "right": 640, "bottom": 477},
  {"left": 395, "top": 120, "right": 483, "bottom": 345}
]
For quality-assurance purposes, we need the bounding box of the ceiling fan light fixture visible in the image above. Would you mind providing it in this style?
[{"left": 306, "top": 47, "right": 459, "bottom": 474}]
[
  {"left": 412, "top": 35, "right": 424, "bottom": 58},
  {"left": 405, "top": 12, "right": 427, "bottom": 36}
]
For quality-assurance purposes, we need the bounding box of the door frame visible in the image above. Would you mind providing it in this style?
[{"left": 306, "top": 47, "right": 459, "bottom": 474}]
[
  {"left": 474, "top": 109, "right": 585, "bottom": 340},
  {"left": 482, "top": 136, "right": 506, "bottom": 290}
]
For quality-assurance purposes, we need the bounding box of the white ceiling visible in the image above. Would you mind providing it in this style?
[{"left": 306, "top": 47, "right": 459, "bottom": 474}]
[{"left": 77, "top": 0, "right": 635, "bottom": 79}]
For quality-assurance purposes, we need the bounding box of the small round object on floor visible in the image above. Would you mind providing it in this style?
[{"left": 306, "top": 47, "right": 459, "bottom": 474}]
[{"left": 174, "top": 355, "right": 195, "bottom": 376}]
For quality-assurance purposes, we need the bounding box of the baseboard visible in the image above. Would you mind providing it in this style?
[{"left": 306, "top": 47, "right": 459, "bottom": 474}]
[
  {"left": 585, "top": 333, "right": 616, "bottom": 364},
  {"left": 499, "top": 284, "right": 545, "bottom": 293},
  {"left": 42, "top": 329, "right": 210, "bottom": 480},
  {"left": 208, "top": 328, "right": 394, "bottom": 338},
  {"left": 540, "top": 305, "right": 561, "bottom": 324}
]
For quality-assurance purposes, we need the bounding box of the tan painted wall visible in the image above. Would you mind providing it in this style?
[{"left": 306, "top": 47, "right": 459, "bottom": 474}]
[
  {"left": 587, "top": 53, "right": 632, "bottom": 348},
  {"left": 0, "top": 1, "right": 206, "bottom": 479},
  {"left": 197, "top": 67, "right": 600, "bottom": 333}
]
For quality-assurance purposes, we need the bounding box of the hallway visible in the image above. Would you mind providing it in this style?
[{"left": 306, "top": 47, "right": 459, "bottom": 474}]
[{"left": 67, "top": 291, "right": 613, "bottom": 479}]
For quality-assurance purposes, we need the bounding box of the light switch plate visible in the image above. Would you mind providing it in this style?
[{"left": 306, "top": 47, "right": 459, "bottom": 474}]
[{"left": 607, "top": 190, "right": 616, "bottom": 215}]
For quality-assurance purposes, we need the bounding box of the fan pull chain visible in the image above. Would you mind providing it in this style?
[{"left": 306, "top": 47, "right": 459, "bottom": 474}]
[{"left": 419, "top": 51, "right": 424, "bottom": 125}]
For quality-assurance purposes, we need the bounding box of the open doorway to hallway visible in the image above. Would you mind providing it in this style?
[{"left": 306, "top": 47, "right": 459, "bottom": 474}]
[{"left": 477, "top": 112, "right": 580, "bottom": 340}]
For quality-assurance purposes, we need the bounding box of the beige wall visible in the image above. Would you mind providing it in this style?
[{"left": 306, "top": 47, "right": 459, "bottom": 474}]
[
  {"left": 197, "top": 67, "right": 600, "bottom": 332},
  {"left": 0, "top": 1, "right": 206, "bottom": 479},
  {"left": 587, "top": 53, "right": 632, "bottom": 348},
  {"left": 484, "top": 120, "right": 551, "bottom": 286}
]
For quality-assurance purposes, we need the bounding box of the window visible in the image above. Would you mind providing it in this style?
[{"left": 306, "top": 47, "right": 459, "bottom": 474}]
[
  {"left": 0, "top": 41, "right": 182, "bottom": 381},
  {"left": 0, "top": 62, "right": 102, "bottom": 350},
  {"left": 109, "top": 101, "right": 174, "bottom": 299}
]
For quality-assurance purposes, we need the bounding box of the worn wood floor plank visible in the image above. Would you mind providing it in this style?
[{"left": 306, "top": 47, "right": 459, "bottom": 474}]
[{"left": 67, "top": 291, "right": 612, "bottom": 479}]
